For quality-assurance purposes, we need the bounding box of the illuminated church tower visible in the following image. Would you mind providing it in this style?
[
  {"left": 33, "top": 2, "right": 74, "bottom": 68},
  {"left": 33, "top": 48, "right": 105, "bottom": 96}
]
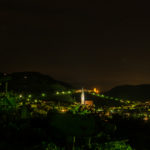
[{"left": 81, "top": 88, "right": 85, "bottom": 105}]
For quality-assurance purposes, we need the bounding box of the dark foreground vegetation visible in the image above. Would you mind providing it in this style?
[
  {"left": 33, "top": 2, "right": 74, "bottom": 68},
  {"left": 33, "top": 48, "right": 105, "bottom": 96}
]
[{"left": 0, "top": 108, "right": 133, "bottom": 150}]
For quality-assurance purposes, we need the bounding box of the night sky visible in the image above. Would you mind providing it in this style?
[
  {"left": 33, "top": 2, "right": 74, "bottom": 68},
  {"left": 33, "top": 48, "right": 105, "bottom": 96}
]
[{"left": 1, "top": 0, "right": 150, "bottom": 91}]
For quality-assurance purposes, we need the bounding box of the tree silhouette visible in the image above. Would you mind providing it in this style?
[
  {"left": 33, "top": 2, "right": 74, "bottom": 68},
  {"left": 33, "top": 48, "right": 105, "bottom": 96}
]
[{"left": 0, "top": 76, "right": 11, "bottom": 94}]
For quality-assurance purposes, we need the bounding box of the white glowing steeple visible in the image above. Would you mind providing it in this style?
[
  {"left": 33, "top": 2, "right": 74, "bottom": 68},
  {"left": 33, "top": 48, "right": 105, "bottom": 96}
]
[{"left": 81, "top": 88, "right": 85, "bottom": 105}]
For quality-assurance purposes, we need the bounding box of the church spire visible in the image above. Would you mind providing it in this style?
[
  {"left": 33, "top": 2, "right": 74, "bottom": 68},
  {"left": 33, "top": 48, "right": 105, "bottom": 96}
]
[{"left": 81, "top": 88, "right": 85, "bottom": 105}]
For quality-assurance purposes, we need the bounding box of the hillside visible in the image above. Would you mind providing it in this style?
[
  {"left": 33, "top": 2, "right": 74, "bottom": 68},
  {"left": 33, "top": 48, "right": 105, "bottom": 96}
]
[
  {"left": 105, "top": 84, "right": 150, "bottom": 101},
  {"left": 0, "top": 72, "right": 72, "bottom": 95}
]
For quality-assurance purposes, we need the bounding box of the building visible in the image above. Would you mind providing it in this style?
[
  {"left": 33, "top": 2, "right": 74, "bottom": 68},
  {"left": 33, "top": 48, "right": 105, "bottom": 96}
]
[
  {"left": 81, "top": 88, "right": 94, "bottom": 105},
  {"left": 85, "top": 100, "right": 93, "bottom": 106}
]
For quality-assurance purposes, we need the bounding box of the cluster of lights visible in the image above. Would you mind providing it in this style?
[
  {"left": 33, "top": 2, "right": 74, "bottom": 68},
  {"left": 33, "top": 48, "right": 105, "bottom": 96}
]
[
  {"left": 18, "top": 93, "right": 47, "bottom": 98},
  {"left": 18, "top": 90, "right": 132, "bottom": 106},
  {"left": 17, "top": 93, "right": 47, "bottom": 104},
  {"left": 15, "top": 91, "right": 150, "bottom": 122},
  {"left": 55, "top": 90, "right": 129, "bottom": 104},
  {"left": 92, "top": 93, "right": 120, "bottom": 101},
  {"left": 56, "top": 91, "right": 72, "bottom": 95},
  {"left": 90, "top": 93, "right": 133, "bottom": 104}
]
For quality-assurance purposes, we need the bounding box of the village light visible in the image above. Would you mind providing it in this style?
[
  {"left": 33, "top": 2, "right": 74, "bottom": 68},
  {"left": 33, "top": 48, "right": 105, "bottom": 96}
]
[
  {"left": 19, "top": 94, "right": 23, "bottom": 98},
  {"left": 41, "top": 93, "right": 46, "bottom": 97},
  {"left": 56, "top": 91, "right": 60, "bottom": 95},
  {"left": 28, "top": 94, "right": 32, "bottom": 98}
]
